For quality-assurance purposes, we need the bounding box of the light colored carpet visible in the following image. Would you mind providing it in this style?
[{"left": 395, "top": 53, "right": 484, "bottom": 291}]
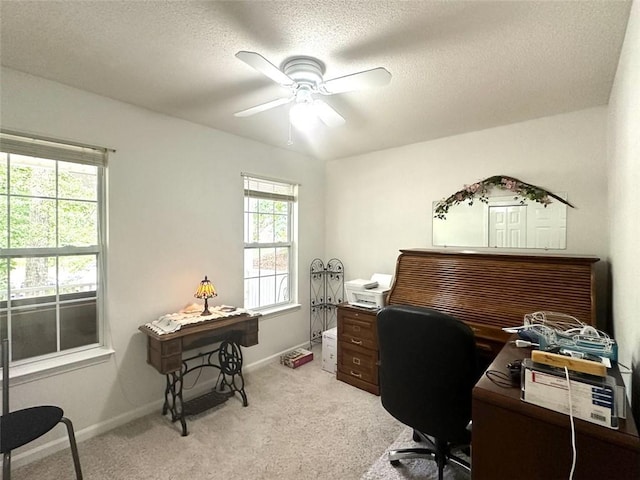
[
  {"left": 362, "top": 428, "right": 470, "bottom": 480},
  {"left": 13, "top": 346, "right": 404, "bottom": 479}
]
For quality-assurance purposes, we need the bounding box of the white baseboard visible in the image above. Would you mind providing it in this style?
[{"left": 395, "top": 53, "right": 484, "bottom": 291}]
[
  {"left": 244, "top": 341, "right": 312, "bottom": 372},
  {"left": 10, "top": 342, "right": 312, "bottom": 469}
]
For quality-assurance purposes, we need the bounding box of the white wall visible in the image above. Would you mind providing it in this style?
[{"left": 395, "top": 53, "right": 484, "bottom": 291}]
[
  {"left": 0, "top": 67, "right": 325, "bottom": 461},
  {"left": 326, "top": 107, "right": 608, "bottom": 280},
  {"left": 608, "top": 1, "right": 640, "bottom": 416}
]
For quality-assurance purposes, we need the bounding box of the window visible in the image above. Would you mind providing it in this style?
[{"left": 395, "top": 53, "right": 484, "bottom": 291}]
[
  {"left": 0, "top": 130, "right": 107, "bottom": 365},
  {"left": 243, "top": 174, "right": 297, "bottom": 310}
]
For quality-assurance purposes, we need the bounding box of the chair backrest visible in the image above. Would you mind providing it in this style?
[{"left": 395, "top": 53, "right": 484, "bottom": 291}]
[
  {"left": 2, "top": 338, "right": 9, "bottom": 415},
  {"left": 377, "top": 305, "right": 478, "bottom": 444}
]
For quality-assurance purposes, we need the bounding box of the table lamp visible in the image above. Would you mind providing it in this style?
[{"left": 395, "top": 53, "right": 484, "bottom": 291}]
[{"left": 194, "top": 275, "right": 217, "bottom": 316}]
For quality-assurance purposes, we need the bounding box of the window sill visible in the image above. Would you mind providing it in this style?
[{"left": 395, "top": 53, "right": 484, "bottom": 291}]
[
  {"left": 5, "top": 347, "right": 115, "bottom": 386},
  {"left": 253, "top": 303, "right": 302, "bottom": 319}
]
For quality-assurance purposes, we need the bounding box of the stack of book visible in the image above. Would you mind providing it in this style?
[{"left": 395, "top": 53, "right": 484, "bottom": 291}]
[{"left": 521, "top": 350, "right": 621, "bottom": 429}]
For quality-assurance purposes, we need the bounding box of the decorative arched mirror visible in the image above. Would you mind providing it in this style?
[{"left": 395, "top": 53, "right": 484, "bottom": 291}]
[{"left": 432, "top": 175, "right": 573, "bottom": 249}]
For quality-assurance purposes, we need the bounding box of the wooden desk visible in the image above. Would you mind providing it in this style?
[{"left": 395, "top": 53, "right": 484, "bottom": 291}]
[
  {"left": 472, "top": 342, "right": 640, "bottom": 479},
  {"left": 388, "top": 249, "right": 599, "bottom": 365},
  {"left": 139, "top": 313, "right": 259, "bottom": 436}
]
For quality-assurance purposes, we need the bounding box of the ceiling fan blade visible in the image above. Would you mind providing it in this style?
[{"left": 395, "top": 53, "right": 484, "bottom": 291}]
[
  {"left": 234, "top": 97, "right": 293, "bottom": 117},
  {"left": 320, "top": 67, "right": 392, "bottom": 95},
  {"left": 313, "top": 100, "right": 345, "bottom": 127},
  {"left": 235, "top": 51, "right": 294, "bottom": 86}
]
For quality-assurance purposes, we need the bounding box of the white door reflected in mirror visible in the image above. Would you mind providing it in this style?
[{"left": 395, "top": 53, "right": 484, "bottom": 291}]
[{"left": 489, "top": 205, "right": 526, "bottom": 248}]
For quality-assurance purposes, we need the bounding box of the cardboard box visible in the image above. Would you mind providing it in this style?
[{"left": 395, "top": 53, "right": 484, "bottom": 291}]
[
  {"left": 280, "top": 348, "right": 313, "bottom": 369},
  {"left": 322, "top": 327, "right": 337, "bottom": 374}
]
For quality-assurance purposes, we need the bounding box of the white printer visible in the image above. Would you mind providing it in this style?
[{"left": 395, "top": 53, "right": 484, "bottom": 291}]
[{"left": 345, "top": 273, "right": 393, "bottom": 309}]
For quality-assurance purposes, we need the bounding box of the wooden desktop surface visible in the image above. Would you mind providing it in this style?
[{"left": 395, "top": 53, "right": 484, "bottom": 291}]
[{"left": 472, "top": 341, "right": 640, "bottom": 479}]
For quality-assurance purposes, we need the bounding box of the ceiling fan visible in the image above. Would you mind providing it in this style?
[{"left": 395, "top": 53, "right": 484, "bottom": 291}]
[{"left": 234, "top": 51, "right": 392, "bottom": 130}]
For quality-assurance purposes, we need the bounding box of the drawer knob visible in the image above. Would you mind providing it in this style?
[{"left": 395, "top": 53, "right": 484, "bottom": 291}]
[
  {"left": 351, "top": 338, "right": 363, "bottom": 345},
  {"left": 353, "top": 325, "right": 361, "bottom": 332},
  {"left": 350, "top": 370, "right": 362, "bottom": 378},
  {"left": 352, "top": 357, "right": 361, "bottom": 365}
]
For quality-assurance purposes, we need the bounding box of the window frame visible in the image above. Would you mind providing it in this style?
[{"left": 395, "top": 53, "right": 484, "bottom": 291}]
[
  {"left": 242, "top": 173, "right": 297, "bottom": 311},
  {"left": 0, "top": 130, "right": 109, "bottom": 370}
]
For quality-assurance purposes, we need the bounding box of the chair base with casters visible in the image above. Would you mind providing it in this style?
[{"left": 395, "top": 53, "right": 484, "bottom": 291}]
[
  {"left": 387, "top": 429, "right": 471, "bottom": 479},
  {"left": 1, "top": 339, "right": 83, "bottom": 479}
]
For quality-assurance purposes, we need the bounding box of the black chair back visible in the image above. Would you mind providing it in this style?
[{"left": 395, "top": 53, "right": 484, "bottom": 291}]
[{"left": 377, "top": 305, "right": 478, "bottom": 444}]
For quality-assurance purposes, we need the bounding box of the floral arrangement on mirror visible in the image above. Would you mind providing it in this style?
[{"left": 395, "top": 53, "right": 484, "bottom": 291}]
[{"left": 434, "top": 175, "right": 574, "bottom": 220}]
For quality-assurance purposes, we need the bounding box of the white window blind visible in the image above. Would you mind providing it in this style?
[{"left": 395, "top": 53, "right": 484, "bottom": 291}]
[{"left": 0, "top": 130, "right": 109, "bottom": 167}]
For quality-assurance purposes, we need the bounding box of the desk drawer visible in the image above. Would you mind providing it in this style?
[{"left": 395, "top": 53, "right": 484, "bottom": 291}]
[
  {"left": 161, "top": 339, "right": 182, "bottom": 355},
  {"left": 239, "top": 317, "right": 259, "bottom": 347},
  {"left": 148, "top": 338, "right": 182, "bottom": 374},
  {"left": 337, "top": 342, "right": 378, "bottom": 385},
  {"left": 148, "top": 349, "right": 181, "bottom": 374},
  {"left": 339, "top": 315, "right": 377, "bottom": 350}
]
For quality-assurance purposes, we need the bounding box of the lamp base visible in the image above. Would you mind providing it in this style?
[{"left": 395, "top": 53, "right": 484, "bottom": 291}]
[{"left": 201, "top": 298, "right": 211, "bottom": 316}]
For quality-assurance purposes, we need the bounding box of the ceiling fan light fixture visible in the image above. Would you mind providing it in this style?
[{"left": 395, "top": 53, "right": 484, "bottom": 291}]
[
  {"left": 283, "top": 57, "right": 324, "bottom": 86},
  {"left": 234, "top": 51, "right": 392, "bottom": 133},
  {"left": 289, "top": 101, "right": 318, "bottom": 131}
]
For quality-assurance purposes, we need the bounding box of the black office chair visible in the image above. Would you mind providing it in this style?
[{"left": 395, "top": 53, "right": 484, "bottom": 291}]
[
  {"left": 1, "top": 339, "right": 83, "bottom": 479},
  {"left": 377, "top": 305, "right": 478, "bottom": 480}
]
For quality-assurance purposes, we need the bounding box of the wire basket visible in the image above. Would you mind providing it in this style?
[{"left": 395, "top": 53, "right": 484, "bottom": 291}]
[{"left": 523, "top": 311, "right": 617, "bottom": 361}]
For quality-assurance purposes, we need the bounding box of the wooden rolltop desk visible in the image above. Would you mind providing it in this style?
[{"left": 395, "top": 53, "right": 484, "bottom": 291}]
[{"left": 386, "top": 249, "right": 599, "bottom": 359}]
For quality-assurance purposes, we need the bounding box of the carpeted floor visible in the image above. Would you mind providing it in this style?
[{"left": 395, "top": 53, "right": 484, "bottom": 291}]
[
  {"left": 361, "top": 428, "right": 471, "bottom": 480},
  {"left": 13, "top": 346, "right": 405, "bottom": 480}
]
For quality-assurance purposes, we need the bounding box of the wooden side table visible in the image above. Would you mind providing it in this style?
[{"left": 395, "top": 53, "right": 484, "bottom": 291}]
[{"left": 139, "top": 312, "right": 259, "bottom": 436}]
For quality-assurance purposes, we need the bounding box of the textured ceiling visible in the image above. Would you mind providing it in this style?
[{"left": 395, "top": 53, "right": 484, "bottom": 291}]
[{"left": 0, "top": 1, "right": 632, "bottom": 160}]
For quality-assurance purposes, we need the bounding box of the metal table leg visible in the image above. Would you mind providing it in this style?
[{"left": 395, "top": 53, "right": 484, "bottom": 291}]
[{"left": 218, "top": 340, "right": 248, "bottom": 406}]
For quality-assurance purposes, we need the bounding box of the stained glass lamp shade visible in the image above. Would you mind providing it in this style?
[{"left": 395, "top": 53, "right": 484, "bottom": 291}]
[{"left": 194, "top": 276, "right": 217, "bottom": 316}]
